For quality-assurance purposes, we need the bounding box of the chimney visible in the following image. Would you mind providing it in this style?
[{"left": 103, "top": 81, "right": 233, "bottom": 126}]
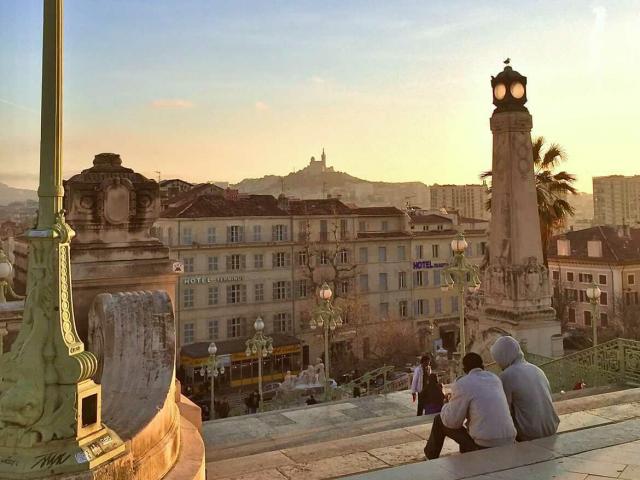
[{"left": 557, "top": 237, "right": 571, "bottom": 256}]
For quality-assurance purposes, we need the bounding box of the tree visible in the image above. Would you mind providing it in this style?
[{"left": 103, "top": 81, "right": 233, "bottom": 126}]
[
  {"left": 551, "top": 280, "right": 576, "bottom": 332},
  {"left": 613, "top": 295, "right": 640, "bottom": 340},
  {"left": 481, "top": 136, "right": 577, "bottom": 264}
]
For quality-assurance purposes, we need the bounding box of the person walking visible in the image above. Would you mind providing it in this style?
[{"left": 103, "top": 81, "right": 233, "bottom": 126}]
[
  {"left": 491, "top": 336, "right": 559, "bottom": 441},
  {"left": 218, "top": 397, "right": 230, "bottom": 418},
  {"left": 411, "top": 355, "right": 432, "bottom": 416},
  {"left": 424, "top": 353, "right": 516, "bottom": 459},
  {"left": 423, "top": 373, "right": 445, "bottom": 415}
]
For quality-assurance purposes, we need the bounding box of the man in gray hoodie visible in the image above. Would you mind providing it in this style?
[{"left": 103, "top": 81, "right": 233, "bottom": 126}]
[{"left": 491, "top": 336, "right": 559, "bottom": 441}]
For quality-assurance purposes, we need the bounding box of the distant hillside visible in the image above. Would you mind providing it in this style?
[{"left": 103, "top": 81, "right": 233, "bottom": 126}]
[
  {"left": 233, "top": 154, "right": 431, "bottom": 209},
  {"left": 0, "top": 183, "right": 37, "bottom": 206}
]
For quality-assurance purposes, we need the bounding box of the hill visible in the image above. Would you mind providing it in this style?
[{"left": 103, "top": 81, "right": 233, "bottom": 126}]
[{"left": 0, "top": 183, "right": 37, "bottom": 206}]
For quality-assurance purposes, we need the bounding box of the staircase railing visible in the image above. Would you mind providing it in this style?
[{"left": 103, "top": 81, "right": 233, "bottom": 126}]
[
  {"left": 532, "top": 338, "right": 640, "bottom": 393},
  {"left": 336, "top": 365, "right": 396, "bottom": 398}
]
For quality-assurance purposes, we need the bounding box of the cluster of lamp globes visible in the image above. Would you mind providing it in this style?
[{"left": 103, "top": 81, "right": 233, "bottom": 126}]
[
  {"left": 439, "top": 235, "right": 481, "bottom": 294},
  {"left": 586, "top": 284, "right": 602, "bottom": 303},
  {"left": 244, "top": 316, "right": 274, "bottom": 358},
  {"left": 493, "top": 81, "right": 525, "bottom": 101},
  {"left": 0, "top": 251, "right": 13, "bottom": 281},
  {"left": 309, "top": 283, "right": 343, "bottom": 331},
  {"left": 199, "top": 342, "right": 225, "bottom": 378}
]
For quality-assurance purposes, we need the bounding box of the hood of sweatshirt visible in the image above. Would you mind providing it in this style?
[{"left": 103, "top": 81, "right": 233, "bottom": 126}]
[{"left": 491, "top": 335, "right": 524, "bottom": 370}]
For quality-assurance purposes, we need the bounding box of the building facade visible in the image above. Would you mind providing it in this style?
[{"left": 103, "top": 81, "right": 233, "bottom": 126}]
[
  {"left": 155, "top": 192, "right": 488, "bottom": 388},
  {"left": 429, "top": 183, "right": 490, "bottom": 220},
  {"left": 548, "top": 226, "right": 640, "bottom": 332},
  {"left": 593, "top": 175, "right": 640, "bottom": 226}
]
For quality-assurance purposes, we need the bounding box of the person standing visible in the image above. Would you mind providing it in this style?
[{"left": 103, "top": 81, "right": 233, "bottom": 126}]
[
  {"left": 490, "top": 336, "right": 559, "bottom": 441},
  {"left": 423, "top": 373, "right": 445, "bottom": 414},
  {"left": 411, "top": 355, "right": 432, "bottom": 416},
  {"left": 424, "top": 353, "right": 516, "bottom": 459}
]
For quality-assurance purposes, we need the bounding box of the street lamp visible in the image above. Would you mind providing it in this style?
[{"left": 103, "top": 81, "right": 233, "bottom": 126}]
[
  {"left": 586, "top": 283, "right": 601, "bottom": 347},
  {"left": 310, "top": 282, "right": 343, "bottom": 401},
  {"left": 441, "top": 232, "right": 481, "bottom": 359},
  {"left": 199, "top": 342, "right": 224, "bottom": 420},
  {"left": 245, "top": 316, "right": 274, "bottom": 412},
  {"left": 0, "top": 249, "right": 23, "bottom": 305}
]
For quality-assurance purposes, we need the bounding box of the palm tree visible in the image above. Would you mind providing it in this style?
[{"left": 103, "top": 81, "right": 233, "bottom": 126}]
[{"left": 481, "top": 136, "right": 577, "bottom": 265}]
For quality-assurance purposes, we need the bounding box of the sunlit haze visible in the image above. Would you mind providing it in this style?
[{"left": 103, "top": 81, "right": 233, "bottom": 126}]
[{"left": 2, "top": 1, "right": 639, "bottom": 191}]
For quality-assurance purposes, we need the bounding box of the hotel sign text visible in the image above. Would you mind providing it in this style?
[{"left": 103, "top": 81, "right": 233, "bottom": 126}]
[
  {"left": 412, "top": 261, "right": 448, "bottom": 270},
  {"left": 183, "top": 275, "right": 244, "bottom": 285}
]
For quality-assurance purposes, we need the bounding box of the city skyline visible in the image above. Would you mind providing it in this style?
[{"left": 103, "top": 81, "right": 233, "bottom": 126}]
[{"left": 2, "top": 1, "right": 640, "bottom": 192}]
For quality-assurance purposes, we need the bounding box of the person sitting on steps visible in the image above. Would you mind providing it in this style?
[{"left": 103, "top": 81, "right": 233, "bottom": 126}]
[{"left": 424, "top": 352, "right": 516, "bottom": 460}]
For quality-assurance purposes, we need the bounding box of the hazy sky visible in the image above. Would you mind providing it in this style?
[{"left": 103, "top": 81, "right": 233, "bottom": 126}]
[{"left": 1, "top": 1, "right": 639, "bottom": 191}]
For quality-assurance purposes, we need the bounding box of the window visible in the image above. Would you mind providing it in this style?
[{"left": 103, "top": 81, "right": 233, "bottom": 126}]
[
  {"left": 183, "top": 323, "right": 195, "bottom": 344},
  {"left": 359, "top": 247, "right": 368, "bottom": 263},
  {"left": 319, "top": 220, "right": 328, "bottom": 241},
  {"left": 208, "top": 320, "right": 218, "bottom": 340},
  {"left": 297, "top": 250, "right": 307, "bottom": 266},
  {"left": 599, "top": 274, "right": 607, "bottom": 285},
  {"left": 255, "top": 283, "right": 264, "bottom": 302},
  {"left": 297, "top": 280, "right": 308, "bottom": 298},
  {"left": 601, "top": 291, "right": 608, "bottom": 306},
  {"left": 183, "top": 257, "right": 194, "bottom": 273},
  {"left": 228, "top": 225, "right": 244, "bottom": 243},
  {"left": 182, "top": 227, "right": 193, "bottom": 245},
  {"left": 398, "top": 271, "right": 407, "bottom": 289},
  {"left": 228, "top": 254, "right": 245, "bottom": 271},
  {"left": 416, "top": 245, "right": 424, "bottom": 259},
  {"left": 397, "top": 245, "right": 406, "bottom": 261},
  {"left": 568, "top": 308, "right": 576, "bottom": 323},
  {"left": 629, "top": 274, "right": 635, "bottom": 285},
  {"left": 432, "top": 244, "right": 439, "bottom": 258},
  {"left": 567, "top": 272, "right": 574, "bottom": 282},
  {"left": 340, "top": 219, "right": 348, "bottom": 239},
  {"left": 451, "top": 296, "right": 459, "bottom": 313},
  {"left": 579, "top": 273, "right": 593, "bottom": 283},
  {"left": 378, "top": 247, "right": 387, "bottom": 262},
  {"left": 359, "top": 274, "right": 369, "bottom": 292},
  {"left": 414, "top": 299, "right": 425, "bottom": 315},
  {"left": 339, "top": 249, "right": 349, "bottom": 264},
  {"left": 227, "top": 317, "right": 245, "bottom": 338},
  {"left": 208, "top": 286, "right": 218, "bottom": 305},
  {"left": 415, "top": 270, "right": 428, "bottom": 287},
  {"left": 379, "top": 273, "right": 388, "bottom": 291},
  {"left": 434, "top": 270, "right": 441, "bottom": 286},
  {"left": 273, "top": 252, "right": 290, "bottom": 268},
  {"left": 579, "top": 290, "right": 586, "bottom": 303},
  {"left": 227, "top": 284, "right": 247, "bottom": 304},
  {"left": 340, "top": 280, "right": 349, "bottom": 295},
  {"left": 274, "top": 312, "right": 292, "bottom": 333},
  {"left": 477, "top": 242, "right": 487, "bottom": 256},
  {"left": 601, "top": 313, "right": 609, "bottom": 327},
  {"left": 183, "top": 288, "right": 194, "bottom": 308},
  {"left": 254, "top": 254, "right": 264, "bottom": 269},
  {"left": 552, "top": 270, "right": 560, "bottom": 281},
  {"left": 399, "top": 300, "right": 408, "bottom": 318},
  {"left": 359, "top": 221, "right": 366, "bottom": 232},
  {"left": 273, "top": 224, "right": 288, "bottom": 241},
  {"left": 319, "top": 251, "right": 329, "bottom": 265},
  {"left": 207, "top": 256, "right": 218, "bottom": 272},
  {"left": 382, "top": 221, "right": 389, "bottom": 232},
  {"left": 207, "top": 227, "right": 216, "bottom": 244},
  {"left": 273, "top": 281, "right": 291, "bottom": 300},
  {"left": 584, "top": 310, "right": 592, "bottom": 326},
  {"left": 380, "top": 302, "right": 389, "bottom": 318},
  {"left": 434, "top": 298, "right": 442, "bottom": 314},
  {"left": 252, "top": 225, "right": 261, "bottom": 242}
]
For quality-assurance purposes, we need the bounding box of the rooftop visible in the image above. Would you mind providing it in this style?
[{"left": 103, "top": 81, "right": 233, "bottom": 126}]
[
  {"left": 410, "top": 214, "right": 453, "bottom": 225},
  {"left": 161, "top": 194, "right": 288, "bottom": 219},
  {"left": 548, "top": 225, "right": 640, "bottom": 263}
]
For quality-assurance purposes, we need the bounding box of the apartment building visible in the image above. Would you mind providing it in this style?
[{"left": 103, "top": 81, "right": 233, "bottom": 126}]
[
  {"left": 593, "top": 175, "right": 640, "bottom": 226},
  {"left": 548, "top": 225, "right": 640, "bottom": 331},
  {"left": 429, "top": 183, "right": 490, "bottom": 220},
  {"left": 155, "top": 191, "right": 488, "bottom": 388}
]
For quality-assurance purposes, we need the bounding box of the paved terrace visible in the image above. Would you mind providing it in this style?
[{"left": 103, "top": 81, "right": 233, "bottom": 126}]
[{"left": 204, "top": 387, "right": 640, "bottom": 480}]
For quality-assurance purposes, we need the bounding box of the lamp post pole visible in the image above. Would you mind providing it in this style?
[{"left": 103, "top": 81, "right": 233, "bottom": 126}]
[
  {"left": 441, "top": 232, "right": 481, "bottom": 361},
  {"left": 245, "top": 317, "right": 273, "bottom": 413},
  {"left": 586, "top": 283, "right": 601, "bottom": 347},
  {"left": 203, "top": 342, "right": 224, "bottom": 420},
  {"left": 310, "top": 282, "right": 343, "bottom": 401}
]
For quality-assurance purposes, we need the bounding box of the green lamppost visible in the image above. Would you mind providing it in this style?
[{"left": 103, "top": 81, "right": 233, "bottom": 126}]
[
  {"left": 245, "top": 316, "right": 273, "bottom": 412},
  {"left": 441, "top": 232, "right": 481, "bottom": 359},
  {"left": 200, "top": 342, "right": 224, "bottom": 420},
  {"left": 586, "top": 283, "right": 601, "bottom": 347},
  {"left": 0, "top": 1, "right": 124, "bottom": 475},
  {"left": 310, "top": 282, "right": 343, "bottom": 401}
]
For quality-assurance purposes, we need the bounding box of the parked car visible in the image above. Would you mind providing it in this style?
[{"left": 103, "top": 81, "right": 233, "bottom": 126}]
[{"left": 262, "top": 382, "right": 281, "bottom": 401}]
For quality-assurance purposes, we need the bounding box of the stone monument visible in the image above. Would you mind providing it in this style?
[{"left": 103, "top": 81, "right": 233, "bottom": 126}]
[{"left": 473, "top": 63, "right": 561, "bottom": 358}]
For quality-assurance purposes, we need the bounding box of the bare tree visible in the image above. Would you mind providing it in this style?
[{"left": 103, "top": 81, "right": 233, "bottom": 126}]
[{"left": 551, "top": 280, "right": 576, "bottom": 332}]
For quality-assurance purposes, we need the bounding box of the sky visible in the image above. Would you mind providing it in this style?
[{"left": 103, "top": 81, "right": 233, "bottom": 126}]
[{"left": 1, "top": 1, "right": 639, "bottom": 192}]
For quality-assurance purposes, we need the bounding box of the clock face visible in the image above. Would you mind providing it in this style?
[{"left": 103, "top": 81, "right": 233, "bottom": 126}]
[
  {"left": 510, "top": 82, "right": 525, "bottom": 99},
  {"left": 494, "top": 83, "right": 506, "bottom": 100}
]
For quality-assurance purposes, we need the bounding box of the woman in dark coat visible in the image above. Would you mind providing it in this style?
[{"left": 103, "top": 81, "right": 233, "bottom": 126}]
[{"left": 424, "top": 373, "right": 445, "bottom": 414}]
